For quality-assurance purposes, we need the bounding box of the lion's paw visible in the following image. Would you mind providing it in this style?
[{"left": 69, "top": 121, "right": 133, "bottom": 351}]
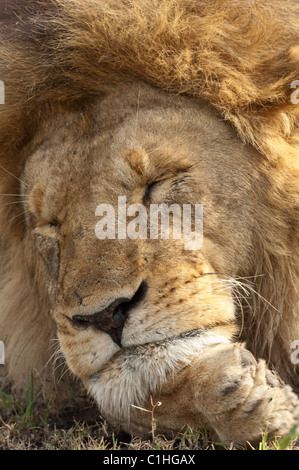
[{"left": 191, "top": 343, "right": 299, "bottom": 444}]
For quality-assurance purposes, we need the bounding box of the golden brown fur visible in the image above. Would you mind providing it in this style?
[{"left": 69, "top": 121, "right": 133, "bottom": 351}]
[{"left": 1, "top": 0, "right": 299, "bottom": 444}]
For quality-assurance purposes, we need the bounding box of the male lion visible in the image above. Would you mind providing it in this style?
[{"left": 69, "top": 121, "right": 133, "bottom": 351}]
[{"left": 1, "top": 0, "right": 299, "bottom": 445}]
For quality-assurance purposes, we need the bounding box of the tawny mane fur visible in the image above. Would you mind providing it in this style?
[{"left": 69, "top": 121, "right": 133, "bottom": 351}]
[{"left": 1, "top": 0, "right": 299, "bottom": 442}]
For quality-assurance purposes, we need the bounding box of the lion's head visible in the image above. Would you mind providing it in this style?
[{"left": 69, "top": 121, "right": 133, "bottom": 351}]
[
  {"left": 1, "top": 0, "right": 299, "bottom": 442},
  {"left": 22, "top": 80, "right": 258, "bottom": 379}
]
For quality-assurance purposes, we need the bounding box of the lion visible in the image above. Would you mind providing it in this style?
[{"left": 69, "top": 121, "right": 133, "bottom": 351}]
[{"left": 1, "top": 0, "right": 299, "bottom": 445}]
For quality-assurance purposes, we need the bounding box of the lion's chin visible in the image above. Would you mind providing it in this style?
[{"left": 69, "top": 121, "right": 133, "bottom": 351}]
[{"left": 86, "top": 329, "right": 232, "bottom": 425}]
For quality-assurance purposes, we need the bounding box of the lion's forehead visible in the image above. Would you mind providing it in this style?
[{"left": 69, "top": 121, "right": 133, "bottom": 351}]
[{"left": 23, "top": 84, "right": 255, "bottom": 229}]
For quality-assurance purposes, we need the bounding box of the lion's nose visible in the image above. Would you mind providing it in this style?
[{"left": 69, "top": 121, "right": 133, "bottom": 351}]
[{"left": 71, "top": 281, "right": 148, "bottom": 347}]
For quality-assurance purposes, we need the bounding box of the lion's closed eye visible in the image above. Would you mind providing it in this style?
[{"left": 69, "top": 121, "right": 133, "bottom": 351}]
[
  {"left": 142, "top": 171, "right": 190, "bottom": 204},
  {"left": 32, "top": 221, "right": 59, "bottom": 239},
  {"left": 143, "top": 181, "right": 161, "bottom": 203}
]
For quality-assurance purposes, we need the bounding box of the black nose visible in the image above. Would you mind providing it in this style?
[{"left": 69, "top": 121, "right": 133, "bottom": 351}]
[{"left": 72, "top": 281, "right": 148, "bottom": 347}]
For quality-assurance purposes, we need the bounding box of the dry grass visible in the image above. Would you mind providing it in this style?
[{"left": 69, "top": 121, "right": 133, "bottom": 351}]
[{"left": 0, "top": 384, "right": 298, "bottom": 451}]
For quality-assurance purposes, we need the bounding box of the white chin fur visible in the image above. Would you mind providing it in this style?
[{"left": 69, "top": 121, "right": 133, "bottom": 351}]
[{"left": 88, "top": 331, "right": 231, "bottom": 421}]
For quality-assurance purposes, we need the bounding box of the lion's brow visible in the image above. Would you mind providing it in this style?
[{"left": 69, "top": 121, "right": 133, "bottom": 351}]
[{"left": 125, "top": 149, "right": 193, "bottom": 183}]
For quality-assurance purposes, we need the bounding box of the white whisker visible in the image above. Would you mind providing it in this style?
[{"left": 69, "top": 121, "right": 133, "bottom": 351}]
[
  {"left": 200, "top": 273, "right": 276, "bottom": 340},
  {"left": 0, "top": 193, "right": 25, "bottom": 197},
  {"left": 0, "top": 200, "right": 26, "bottom": 207},
  {"left": 0, "top": 165, "right": 28, "bottom": 186}
]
